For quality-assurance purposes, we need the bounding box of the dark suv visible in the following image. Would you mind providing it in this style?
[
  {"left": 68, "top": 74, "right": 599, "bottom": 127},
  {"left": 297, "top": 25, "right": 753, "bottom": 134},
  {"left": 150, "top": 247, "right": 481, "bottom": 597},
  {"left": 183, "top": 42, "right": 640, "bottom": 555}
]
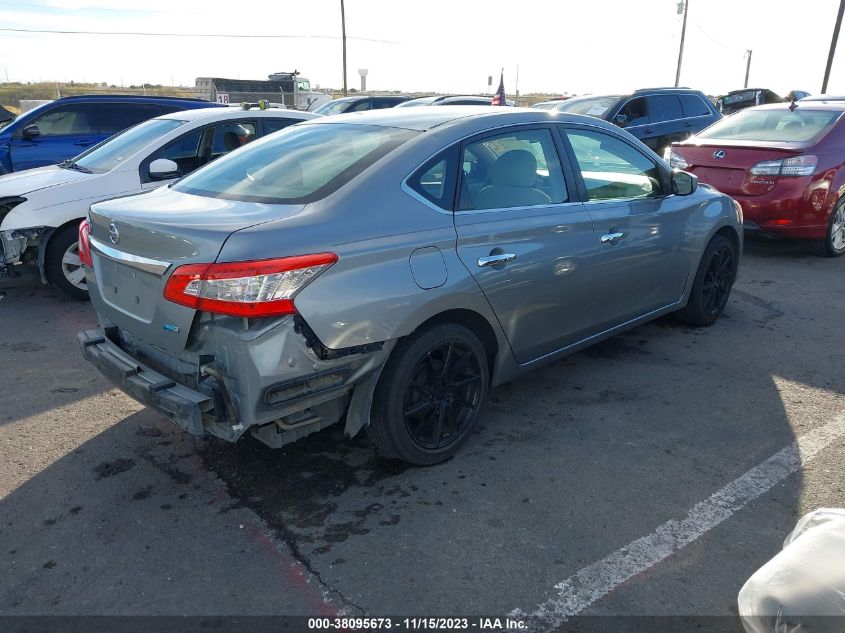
[
  {"left": 553, "top": 88, "right": 721, "bottom": 154},
  {"left": 0, "top": 95, "right": 221, "bottom": 174},
  {"left": 312, "top": 95, "right": 410, "bottom": 116}
]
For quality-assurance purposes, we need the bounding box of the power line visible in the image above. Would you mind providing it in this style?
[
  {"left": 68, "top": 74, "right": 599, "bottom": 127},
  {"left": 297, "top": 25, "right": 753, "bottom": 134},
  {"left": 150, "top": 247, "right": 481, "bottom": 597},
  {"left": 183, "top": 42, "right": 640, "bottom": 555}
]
[{"left": 0, "top": 27, "right": 396, "bottom": 43}]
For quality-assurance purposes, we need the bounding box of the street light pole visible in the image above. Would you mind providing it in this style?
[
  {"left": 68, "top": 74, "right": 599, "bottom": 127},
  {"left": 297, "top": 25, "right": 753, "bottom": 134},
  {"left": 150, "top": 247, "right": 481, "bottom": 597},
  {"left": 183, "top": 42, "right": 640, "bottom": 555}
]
[
  {"left": 744, "top": 50, "right": 752, "bottom": 88},
  {"left": 674, "top": 0, "right": 689, "bottom": 87},
  {"left": 340, "top": 0, "right": 348, "bottom": 96},
  {"left": 822, "top": 0, "right": 845, "bottom": 94}
]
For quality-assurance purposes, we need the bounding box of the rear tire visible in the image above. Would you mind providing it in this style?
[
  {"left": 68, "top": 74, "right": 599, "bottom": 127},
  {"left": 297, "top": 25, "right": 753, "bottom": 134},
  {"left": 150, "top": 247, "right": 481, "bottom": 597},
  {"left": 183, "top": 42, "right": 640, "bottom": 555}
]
[
  {"left": 45, "top": 224, "right": 88, "bottom": 301},
  {"left": 367, "top": 323, "right": 489, "bottom": 466},
  {"left": 810, "top": 202, "right": 845, "bottom": 257},
  {"left": 675, "top": 234, "right": 737, "bottom": 326}
]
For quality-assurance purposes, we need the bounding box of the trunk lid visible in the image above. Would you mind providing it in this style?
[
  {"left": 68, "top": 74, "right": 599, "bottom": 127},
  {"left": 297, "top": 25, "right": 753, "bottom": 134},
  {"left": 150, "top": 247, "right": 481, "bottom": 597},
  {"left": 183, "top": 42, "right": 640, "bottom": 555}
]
[
  {"left": 673, "top": 140, "right": 806, "bottom": 196},
  {"left": 88, "top": 186, "right": 304, "bottom": 351}
]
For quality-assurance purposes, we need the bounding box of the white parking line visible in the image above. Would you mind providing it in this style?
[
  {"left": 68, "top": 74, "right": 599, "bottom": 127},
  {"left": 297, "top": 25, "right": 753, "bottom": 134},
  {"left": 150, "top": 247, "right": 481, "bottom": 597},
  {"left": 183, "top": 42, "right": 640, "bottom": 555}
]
[{"left": 513, "top": 415, "right": 845, "bottom": 631}]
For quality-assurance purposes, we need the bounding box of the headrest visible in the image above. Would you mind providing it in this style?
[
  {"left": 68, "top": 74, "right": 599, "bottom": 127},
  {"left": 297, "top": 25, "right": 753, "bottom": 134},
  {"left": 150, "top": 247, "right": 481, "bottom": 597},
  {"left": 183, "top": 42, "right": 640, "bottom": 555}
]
[{"left": 490, "top": 149, "right": 538, "bottom": 187}]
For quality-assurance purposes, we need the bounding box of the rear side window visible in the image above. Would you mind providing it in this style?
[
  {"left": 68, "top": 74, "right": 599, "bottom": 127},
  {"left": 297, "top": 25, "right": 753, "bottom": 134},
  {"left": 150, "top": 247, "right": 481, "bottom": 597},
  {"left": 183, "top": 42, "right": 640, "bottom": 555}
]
[
  {"left": 458, "top": 128, "right": 567, "bottom": 211},
  {"left": 97, "top": 103, "right": 164, "bottom": 133},
  {"left": 264, "top": 118, "right": 302, "bottom": 134},
  {"left": 680, "top": 94, "right": 712, "bottom": 117},
  {"left": 173, "top": 123, "right": 417, "bottom": 204},
  {"left": 407, "top": 148, "right": 458, "bottom": 210},
  {"left": 649, "top": 95, "right": 683, "bottom": 122}
]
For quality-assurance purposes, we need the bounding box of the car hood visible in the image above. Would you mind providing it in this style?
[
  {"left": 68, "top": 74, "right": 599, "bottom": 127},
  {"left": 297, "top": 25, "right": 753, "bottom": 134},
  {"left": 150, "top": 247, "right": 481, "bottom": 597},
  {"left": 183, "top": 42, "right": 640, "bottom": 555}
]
[{"left": 0, "top": 165, "right": 93, "bottom": 197}]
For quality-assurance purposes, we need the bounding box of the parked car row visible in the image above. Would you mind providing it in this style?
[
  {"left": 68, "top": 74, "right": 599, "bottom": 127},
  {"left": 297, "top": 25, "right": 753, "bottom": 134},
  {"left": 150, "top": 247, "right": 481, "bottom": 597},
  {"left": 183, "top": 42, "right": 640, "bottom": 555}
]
[{"left": 3, "top": 87, "right": 841, "bottom": 465}]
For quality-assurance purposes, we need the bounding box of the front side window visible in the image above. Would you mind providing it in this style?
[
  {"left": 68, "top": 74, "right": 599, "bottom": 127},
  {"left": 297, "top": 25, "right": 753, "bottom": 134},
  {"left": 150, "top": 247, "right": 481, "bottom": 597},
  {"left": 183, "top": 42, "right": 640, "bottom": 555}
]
[
  {"left": 30, "top": 105, "right": 97, "bottom": 135},
  {"left": 458, "top": 128, "right": 567, "bottom": 211},
  {"left": 649, "top": 95, "right": 683, "bottom": 123},
  {"left": 351, "top": 101, "right": 373, "bottom": 112},
  {"left": 152, "top": 129, "right": 204, "bottom": 174},
  {"left": 565, "top": 129, "right": 663, "bottom": 201},
  {"left": 619, "top": 97, "right": 650, "bottom": 126},
  {"left": 680, "top": 94, "right": 712, "bottom": 117},
  {"left": 696, "top": 108, "right": 842, "bottom": 143},
  {"left": 74, "top": 118, "right": 185, "bottom": 173},
  {"left": 173, "top": 123, "right": 417, "bottom": 204}
]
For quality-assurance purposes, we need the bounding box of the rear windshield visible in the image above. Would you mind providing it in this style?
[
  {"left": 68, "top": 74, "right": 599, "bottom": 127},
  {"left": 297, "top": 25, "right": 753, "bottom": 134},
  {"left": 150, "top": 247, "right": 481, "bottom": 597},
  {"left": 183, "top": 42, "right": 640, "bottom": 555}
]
[
  {"left": 172, "top": 123, "right": 417, "bottom": 204},
  {"left": 697, "top": 108, "right": 842, "bottom": 143},
  {"left": 555, "top": 96, "right": 620, "bottom": 118},
  {"left": 75, "top": 118, "right": 185, "bottom": 173}
]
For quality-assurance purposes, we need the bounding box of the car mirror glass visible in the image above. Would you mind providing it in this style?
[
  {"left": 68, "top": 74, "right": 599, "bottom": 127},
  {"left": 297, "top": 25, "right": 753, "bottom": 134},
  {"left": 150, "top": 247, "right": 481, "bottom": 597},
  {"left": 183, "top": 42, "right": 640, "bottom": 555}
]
[{"left": 672, "top": 169, "right": 697, "bottom": 196}]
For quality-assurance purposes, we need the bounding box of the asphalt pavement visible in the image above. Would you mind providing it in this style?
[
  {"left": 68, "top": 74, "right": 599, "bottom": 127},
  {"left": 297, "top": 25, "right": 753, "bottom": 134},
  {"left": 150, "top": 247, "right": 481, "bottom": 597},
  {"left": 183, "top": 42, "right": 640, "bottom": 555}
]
[{"left": 1, "top": 238, "right": 844, "bottom": 630}]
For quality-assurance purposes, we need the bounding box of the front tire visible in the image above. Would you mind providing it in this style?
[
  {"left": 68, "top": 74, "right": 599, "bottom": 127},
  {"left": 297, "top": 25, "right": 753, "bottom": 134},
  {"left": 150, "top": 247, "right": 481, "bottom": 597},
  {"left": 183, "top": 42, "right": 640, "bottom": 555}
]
[
  {"left": 811, "top": 203, "right": 845, "bottom": 257},
  {"left": 45, "top": 224, "right": 88, "bottom": 300},
  {"left": 675, "top": 234, "right": 737, "bottom": 326},
  {"left": 368, "top": 323, "right": 489, "bottom": 466}
]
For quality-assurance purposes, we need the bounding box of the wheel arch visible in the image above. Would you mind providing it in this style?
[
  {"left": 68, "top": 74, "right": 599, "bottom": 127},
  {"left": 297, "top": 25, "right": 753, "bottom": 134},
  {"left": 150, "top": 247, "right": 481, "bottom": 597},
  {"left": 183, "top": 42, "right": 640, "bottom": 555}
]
[{"left": 38, "top": 216, "right": 84, "bottom": 284}]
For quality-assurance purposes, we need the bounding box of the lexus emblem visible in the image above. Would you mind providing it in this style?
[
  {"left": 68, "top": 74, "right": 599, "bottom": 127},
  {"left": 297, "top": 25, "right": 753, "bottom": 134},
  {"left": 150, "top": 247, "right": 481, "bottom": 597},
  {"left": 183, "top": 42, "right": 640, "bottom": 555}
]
[
  {"left": 714, "top": 150, "right": 726, "bottom": 159},
  {"left": 108, "top": 223, "right": 120, "bottom": 245}
]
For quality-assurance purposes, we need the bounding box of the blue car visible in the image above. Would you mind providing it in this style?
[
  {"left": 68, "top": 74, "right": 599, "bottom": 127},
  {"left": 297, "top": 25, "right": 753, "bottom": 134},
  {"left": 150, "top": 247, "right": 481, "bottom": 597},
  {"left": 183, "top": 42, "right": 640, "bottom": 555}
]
[{"left": 0, "top": 95, "right": 221, "bottom": 174}]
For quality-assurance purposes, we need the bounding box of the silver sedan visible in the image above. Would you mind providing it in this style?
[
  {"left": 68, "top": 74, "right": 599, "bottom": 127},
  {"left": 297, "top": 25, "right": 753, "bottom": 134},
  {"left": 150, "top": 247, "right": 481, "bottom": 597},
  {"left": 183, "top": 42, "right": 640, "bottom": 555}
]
[{"left": 78, "top": 107, "right": 742, "bottom": 465}]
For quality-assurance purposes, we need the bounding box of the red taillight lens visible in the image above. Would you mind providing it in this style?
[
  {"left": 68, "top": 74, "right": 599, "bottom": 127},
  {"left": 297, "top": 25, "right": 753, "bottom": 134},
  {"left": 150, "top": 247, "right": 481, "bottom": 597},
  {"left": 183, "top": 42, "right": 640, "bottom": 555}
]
[
  {"left": 78, "top": 219, "right": 93, "bottom": 267},
  {"left": 163, "top": 253, "right": 338, "bottom": 317}
]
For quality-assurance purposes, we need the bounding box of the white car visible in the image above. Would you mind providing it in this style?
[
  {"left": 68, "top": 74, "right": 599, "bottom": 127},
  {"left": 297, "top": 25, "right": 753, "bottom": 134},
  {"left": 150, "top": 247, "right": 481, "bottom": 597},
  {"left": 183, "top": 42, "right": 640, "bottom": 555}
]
[{"left": 0, "top": 107, "right": 317, "bottom": 298}]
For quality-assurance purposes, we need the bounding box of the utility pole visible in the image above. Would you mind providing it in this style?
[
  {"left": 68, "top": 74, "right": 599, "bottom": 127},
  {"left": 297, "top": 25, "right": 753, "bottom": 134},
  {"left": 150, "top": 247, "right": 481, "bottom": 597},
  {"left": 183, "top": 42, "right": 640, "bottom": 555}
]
[
  {"left": 744, "top": 50, "right": 752, "bottom": 88},
  {"left": 340, "top": 0, "right": 348, "bottom": 95},
  {"left": 674, "top": 0, "right": 689, "bottom": 87},
  {"left": 822, "top": 0, "right": 845, "bottom": 94}
]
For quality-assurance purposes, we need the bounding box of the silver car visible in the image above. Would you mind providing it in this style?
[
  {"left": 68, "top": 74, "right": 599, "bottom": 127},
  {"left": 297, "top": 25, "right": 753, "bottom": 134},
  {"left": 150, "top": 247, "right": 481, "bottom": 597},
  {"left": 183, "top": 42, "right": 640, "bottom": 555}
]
[{"left": 78, "top": 107, "right": 742, "bottom": 465}]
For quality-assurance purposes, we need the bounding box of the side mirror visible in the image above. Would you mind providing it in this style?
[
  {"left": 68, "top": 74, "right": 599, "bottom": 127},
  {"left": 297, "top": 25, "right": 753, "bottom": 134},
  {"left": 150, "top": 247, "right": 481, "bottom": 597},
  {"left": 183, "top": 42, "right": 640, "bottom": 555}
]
[
  {"left": 148, "top": 158, "right": 179, "bottom": 180},
  {"left": 614, "top": 113, "right": 629, "bottom": 128},
  {"left": 672, "top": 169, "right": 698, "bottom": 196},
  {"left": 22, "top": 125, "right": 40, "bottom": 139}
]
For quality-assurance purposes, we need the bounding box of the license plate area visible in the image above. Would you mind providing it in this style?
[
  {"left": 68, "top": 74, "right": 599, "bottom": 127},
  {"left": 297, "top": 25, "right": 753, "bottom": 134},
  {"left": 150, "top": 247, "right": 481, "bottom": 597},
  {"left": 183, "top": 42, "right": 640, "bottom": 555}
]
[{"left": 97, "top": 258, "right": 160, "bottom": 323}]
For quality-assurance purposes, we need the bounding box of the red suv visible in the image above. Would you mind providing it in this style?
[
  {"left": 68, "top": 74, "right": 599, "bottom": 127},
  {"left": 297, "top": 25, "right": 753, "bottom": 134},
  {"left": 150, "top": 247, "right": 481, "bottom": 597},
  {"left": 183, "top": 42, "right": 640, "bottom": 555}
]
[{"left": 668, "top": 102, "right": 845, "bottom": 256}]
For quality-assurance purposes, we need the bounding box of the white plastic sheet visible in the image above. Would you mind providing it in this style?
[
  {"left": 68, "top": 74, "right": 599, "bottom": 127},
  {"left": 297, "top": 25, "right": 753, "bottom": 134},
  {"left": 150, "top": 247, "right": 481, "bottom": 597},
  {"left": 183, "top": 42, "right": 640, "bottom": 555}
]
[{"left": 738, "top": 508, "right": 845, "bottom": 633}]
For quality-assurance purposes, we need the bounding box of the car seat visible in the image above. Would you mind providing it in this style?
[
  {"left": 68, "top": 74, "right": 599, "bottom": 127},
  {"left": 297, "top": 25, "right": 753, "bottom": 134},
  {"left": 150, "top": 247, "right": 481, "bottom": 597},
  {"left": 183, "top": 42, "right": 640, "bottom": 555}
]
[{"left": 476, "top": 149, "right": 551, "bottom": 209}]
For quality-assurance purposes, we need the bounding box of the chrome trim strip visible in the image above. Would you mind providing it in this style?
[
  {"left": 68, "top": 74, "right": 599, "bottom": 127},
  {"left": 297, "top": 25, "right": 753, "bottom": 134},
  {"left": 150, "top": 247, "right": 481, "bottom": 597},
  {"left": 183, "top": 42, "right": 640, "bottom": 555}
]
[{"left": 90, "top": 236, "right": 172, "bottom": 276}]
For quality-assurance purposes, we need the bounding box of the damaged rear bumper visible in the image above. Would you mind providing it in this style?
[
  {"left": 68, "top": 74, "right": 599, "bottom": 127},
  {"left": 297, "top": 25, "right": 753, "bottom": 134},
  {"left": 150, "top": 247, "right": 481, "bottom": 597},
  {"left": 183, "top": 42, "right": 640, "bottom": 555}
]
[{"left": 79, "top": 329, "right": 213, "bottom": 436}]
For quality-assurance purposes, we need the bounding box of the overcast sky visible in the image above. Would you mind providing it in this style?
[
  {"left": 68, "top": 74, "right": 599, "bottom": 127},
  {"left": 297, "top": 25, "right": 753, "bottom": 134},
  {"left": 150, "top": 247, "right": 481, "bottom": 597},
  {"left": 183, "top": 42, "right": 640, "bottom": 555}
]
[{"left": 0, "top": 0, "right": 841, "bottom": 97}]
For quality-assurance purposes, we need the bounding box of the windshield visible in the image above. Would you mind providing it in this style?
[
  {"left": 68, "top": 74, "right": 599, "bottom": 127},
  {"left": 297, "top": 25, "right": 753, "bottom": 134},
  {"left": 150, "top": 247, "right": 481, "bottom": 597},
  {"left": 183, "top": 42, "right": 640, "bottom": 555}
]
[
  {"left": 313, "top": 101, "right": 350, "bottom": 116},
  {"left": 697, "top": 108, "right": 842, "bottom": 143},
  {"left": 74, "top": 118, "right": 185, "bottom": 173},
  {"left": 555, "top": 96, "right": 620, "bottom": 118},
  {"left": 396, "top": 98, "right": 438, "bottom": 108},
  {"left": 173, "top": 123, "right": 417, "bottom": 204}
]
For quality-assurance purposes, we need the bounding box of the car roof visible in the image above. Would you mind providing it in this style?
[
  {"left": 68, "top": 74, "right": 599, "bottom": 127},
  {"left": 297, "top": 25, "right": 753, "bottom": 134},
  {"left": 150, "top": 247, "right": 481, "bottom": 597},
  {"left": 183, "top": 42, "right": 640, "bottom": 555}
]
[
  {"left": 326, "top": 95, "right": 407, "bottom": 103},
  {"left": 299, "top": 105, "right": 620, "bottom": 133},
  {"left": 156, "top": 108, "right": 317, "bottom": 122},
  {"left": 800, "top": 95, "right": 845, "bottom": 102},
  {"left": 51, "top": 94, "right": 211, "bottom": 103},
  {"left": 741, "top": 102, "right": 845, "bottom": 112}
]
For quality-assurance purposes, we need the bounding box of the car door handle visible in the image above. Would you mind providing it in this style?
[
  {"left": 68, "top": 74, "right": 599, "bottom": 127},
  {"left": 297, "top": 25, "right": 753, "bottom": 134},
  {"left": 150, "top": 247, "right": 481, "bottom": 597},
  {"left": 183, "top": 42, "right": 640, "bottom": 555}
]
[
  {"left": 600, "top": 232, "right": 626, "bottom": 244},
  {"left": 477, "top": 253, "right": 516, "bottom": 267}
]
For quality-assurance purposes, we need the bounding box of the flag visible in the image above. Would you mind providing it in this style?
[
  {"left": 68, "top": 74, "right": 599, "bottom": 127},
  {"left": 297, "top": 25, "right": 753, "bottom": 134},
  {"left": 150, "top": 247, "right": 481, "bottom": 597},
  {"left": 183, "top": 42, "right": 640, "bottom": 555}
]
[{"left": 491, "top": 71, "right": 506, "bottom": 106}]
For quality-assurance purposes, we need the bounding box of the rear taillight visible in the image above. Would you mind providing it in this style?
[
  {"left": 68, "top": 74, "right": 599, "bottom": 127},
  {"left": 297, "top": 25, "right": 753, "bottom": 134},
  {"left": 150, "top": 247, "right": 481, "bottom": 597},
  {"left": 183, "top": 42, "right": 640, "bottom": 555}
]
[
  {"left": 750, "top": 154, "right": 818, "bottom": 177},
  {"left": 78, "top": 219, "right": 92, "bottom": 267},
  {"left": 667, "top": 149, "right": 689, "bottom": 170},
  {"left": 163, "top": 253, "right": 338, "bottom": 318}
]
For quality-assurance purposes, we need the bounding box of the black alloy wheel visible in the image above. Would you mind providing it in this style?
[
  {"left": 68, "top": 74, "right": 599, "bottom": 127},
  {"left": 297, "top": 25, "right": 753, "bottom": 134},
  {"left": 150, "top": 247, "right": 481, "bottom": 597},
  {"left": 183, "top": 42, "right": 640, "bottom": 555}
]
[{"left": 402, "top": 340, "right": 483, "bottom": 451}]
